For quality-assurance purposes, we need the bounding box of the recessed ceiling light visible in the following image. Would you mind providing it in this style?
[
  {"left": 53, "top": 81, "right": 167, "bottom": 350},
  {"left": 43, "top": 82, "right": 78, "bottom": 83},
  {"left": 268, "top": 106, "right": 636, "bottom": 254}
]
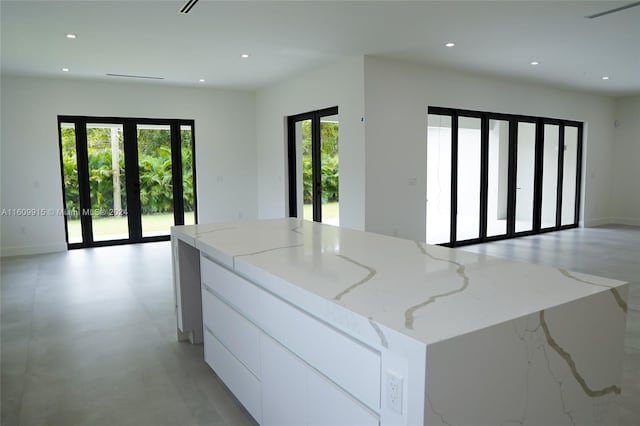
[
  {"left": 61, "top": 67, "right": 70, "bottom": 72},
  {"left": 66, "top": 33, "right": 77, "bottom": 39},
  {"left": 241, "top": 53, "right": 250, "bottom": 59},
  {"left": 530, "top": 61, "right": 540, "bottom": 66},
  {"left": 444, "top": 42, "right": 455, "bottom": 47},
  {"left": 199, "top": 79, "right": 205, "bottom": 82},
  {"left": 602, "top": 76, "right": 610, "bottom": 80}
]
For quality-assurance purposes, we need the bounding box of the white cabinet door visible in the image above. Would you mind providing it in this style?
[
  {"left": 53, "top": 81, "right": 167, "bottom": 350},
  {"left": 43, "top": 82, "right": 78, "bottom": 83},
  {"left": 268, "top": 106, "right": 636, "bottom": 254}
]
[
  {"left": 307, "top": 370, "right": 379, "bottom": 426},
  {"left": 203, "top": 328, "right": 262, "bottom": 423},
  {"left": 202, "top": 286, "right": 261, "bottom": 376},
  {"left": 258, "top": 285, "right": 381, "bottom": 410},
  {"left": 261, "top": 334, "right": 307, "bottom": 426},
  {"left": 261, "top": 334, "right": 379, "bottom": 426}
]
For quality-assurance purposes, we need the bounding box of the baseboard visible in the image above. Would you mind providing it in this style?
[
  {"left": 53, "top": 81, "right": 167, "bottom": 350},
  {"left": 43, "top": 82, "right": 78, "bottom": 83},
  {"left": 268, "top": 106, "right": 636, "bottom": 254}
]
[
  {"left": 1, "top": 242, "right": 67, "bottom": 258},
  {"left": 583, "top": 217, "right": 613, "bottom": 227},
  {"left": 583, "top": 217, "right": 640, "bottom": 228},
  {"left": 609, "top": 217, "right": 640, "bottom": 227}
]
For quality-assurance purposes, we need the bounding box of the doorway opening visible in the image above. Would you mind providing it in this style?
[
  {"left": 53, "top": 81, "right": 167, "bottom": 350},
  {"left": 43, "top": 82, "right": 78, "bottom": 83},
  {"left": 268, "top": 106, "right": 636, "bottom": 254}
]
[
  {"left": 426, "top": 107, "right": 582, "bottom": 247},
  {"left": 58, "top": 116, "right": 197, "bottom": 248},
  {"left": 287, "top": 107, "right": 340, "bottom": 226}
]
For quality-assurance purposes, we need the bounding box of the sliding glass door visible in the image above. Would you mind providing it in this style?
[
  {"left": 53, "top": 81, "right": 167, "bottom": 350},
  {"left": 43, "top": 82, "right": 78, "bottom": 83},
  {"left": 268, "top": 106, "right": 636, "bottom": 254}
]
[
  {"left": 181, "top": 125, "right": 196, "bottom": 226},
  {"left": 60, "top": 122, "right": 83, "bottom": 244},
  {"left": 456, "top": 116, "right": 482, "bottom": 241},
  {"left": 287, "top": 107, "right": 340, "bottom": 225},
  {"left": 514, "top": 120, "right": 537, "bottom": 234},
  {"left": 562, "top": 126, "right": 581, "bottom": 226},
  {"left": 426, "top": 107, "right": 582, "bottom": 247},
  {"left": 540, "top": 124, "right": 559, "bottom": 229},
  {"left": 58, "top": 116, "right": 197, "bottom": 248},
  {"left": 426, "top": 115, "right": 452, "bottom": 244},
  {"left": 137, "top": 124, "right": 174, "bottom": 238},
  {"left": 86, "top": 123, "right": 129, "bottom": 242},
  {"left": 486, "top": 119, "right": 510, "bottom": 238}
]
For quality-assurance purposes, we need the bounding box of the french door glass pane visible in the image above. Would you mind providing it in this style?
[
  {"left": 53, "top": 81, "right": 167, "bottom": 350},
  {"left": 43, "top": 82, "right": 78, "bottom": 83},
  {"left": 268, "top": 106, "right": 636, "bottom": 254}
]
[
  {"left": 457, "top": 116, "right": 481, "bottom": 241},
  {"left": 541, "top": 124, "right": 560, "bottom": 228},
  {"left": 60, "top": 123, "right": 82, "bottom": 244},
  {"left": 562, "top": 127, "right": 579, "bottom": 225},
  {"left": 426, "top": 114, "right": 452, "bottom": 244},
  {"left": 320, "top": 115, "right": 339, "bottom": 226},
  {"left": 181, "top": 125, "right": 195, "bottom": 226},
  {"left": 137, "top": 124, "right": 173, "bottom": 237},
  {"left": 487, "top": 119, "right": 509, "bottom": 237},
  {"left": 515, "top": 122, "right": 536, "bottom": 233},
  {"left": 296, "top": 119, "right": 313, "bottom": 222},
  {"left": 87, "top": 123, "right": 128, "bottom": 241}
]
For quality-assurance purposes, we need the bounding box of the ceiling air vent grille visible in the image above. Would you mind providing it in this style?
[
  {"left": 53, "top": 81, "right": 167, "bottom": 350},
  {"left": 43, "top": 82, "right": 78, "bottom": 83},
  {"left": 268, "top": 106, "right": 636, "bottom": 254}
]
[
  {"left": 586, "top": 1, "right": 640, "bottom": 19},
  {"left": 179, "top": 0, "right": 199, "bottom": 15},
  {"left": 106, "top": 73, "right": 164, "bottom": 80}
]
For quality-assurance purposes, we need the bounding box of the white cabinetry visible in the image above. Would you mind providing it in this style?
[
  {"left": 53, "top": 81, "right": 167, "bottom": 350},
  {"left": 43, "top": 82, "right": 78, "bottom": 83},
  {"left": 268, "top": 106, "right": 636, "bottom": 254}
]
[
  {"left": 173, "top": 219, "right": 629, "bottom": 426},
  {"left": 199, "top": 254, "right": 380, "bottom": 426},
  {"left": 261, "top": 333, "right": 378, "bottom": 426},
  {"left": 203, "top": 327, "right": 262, "bottom": 423}
]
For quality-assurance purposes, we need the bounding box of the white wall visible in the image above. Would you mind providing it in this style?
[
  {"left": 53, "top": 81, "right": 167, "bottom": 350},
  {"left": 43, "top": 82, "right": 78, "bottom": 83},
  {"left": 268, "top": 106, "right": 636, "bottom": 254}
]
[
  {"left": 363, "top": 56, "right": 617, "bottom": 240},
  {"left": 255, "top": 57, "right": 365, "bottom": 230},
  {"left": 611, "top": 95, "right": 640, "bottom": 225},
  {"left": 0, "top": 75, "right": 257, "bottom": 256},
  {"left": 2, "top": 59, "right": 632, "bottom": 256}
]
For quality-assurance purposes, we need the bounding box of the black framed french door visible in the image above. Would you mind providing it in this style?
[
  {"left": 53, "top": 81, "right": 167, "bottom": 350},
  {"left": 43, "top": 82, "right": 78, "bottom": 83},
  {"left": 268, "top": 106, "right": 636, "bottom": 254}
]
[
  {"left": 287, "top": 106, "right": 340, "bottom": 225},
  {"left": 57, "top": 116, "right": 197, "bottom": 248},
  {"left": 426, "top": 106, "right": 582, "bottom": 247}
]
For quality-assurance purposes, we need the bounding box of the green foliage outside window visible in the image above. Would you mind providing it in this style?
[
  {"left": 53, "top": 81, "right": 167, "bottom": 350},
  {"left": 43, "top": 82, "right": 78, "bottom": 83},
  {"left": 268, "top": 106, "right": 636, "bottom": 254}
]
[
  {"left": 301, "top": 121, "right": 339, "bottom": 204},
  {"left": 60, "top": 127, "right": 194, "bottom": 216}
]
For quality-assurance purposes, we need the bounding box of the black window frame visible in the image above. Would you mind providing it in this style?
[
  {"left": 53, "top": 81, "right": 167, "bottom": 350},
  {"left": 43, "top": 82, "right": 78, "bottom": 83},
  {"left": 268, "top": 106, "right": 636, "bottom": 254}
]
[
  {"left": 287, "top": 106, "right": 339, "bottom": 222},
  {"left": 427, "top": 106, "right": 583, "bottom": 247},
  {"left": 57, "top": 115, "right": 198, "bottom": 249}
]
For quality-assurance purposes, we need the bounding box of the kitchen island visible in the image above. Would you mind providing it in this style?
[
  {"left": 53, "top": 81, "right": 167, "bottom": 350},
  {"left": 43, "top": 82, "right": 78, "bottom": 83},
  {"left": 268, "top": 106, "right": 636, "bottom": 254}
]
[{"left": 171, "top": 218, "right": 628, "bottom": 426}]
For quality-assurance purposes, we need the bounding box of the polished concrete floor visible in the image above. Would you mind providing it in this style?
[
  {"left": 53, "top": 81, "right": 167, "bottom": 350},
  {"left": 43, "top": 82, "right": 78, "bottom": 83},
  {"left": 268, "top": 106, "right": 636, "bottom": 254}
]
[
  {"left": 1, "top": 242, "right": 257, "bottom": 426},
  {"left": 1, "top": 226, "right": 638, "bottom": 425}
]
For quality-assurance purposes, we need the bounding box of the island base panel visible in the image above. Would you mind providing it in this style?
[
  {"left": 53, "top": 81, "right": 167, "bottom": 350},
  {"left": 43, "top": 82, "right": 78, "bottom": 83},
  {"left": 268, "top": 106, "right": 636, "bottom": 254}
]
[{"left": 424, "top": 287, "right": 627, "bottom": 426}]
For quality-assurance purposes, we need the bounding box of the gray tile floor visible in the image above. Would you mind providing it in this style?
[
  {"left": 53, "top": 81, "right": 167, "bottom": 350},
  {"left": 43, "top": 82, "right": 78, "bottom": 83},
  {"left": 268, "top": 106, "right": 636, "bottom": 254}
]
[
  {"left": 1, "top": 242, "right": 257, "bottom": 426},
  {"left": 1, "top": 225, "right": 638, "bottom": 425}
]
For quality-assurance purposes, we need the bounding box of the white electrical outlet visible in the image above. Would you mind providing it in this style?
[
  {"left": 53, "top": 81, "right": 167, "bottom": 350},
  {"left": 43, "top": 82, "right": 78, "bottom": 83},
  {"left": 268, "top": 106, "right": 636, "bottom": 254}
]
[{"left": 386, "top": 371, "right": 403, "bottom": 414}]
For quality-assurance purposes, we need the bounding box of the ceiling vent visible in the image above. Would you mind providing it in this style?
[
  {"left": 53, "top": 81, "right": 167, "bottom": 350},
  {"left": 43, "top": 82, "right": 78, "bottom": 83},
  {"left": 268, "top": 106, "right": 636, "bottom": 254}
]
[
  {"left": 179, "top": 0, "right": 199, "bottom": 14},
  {"left": 586, "top": 1, "right": 640, "bottom": 18},
  {"left": 106, "top": 73, "right": 164, "bottom": 80}
]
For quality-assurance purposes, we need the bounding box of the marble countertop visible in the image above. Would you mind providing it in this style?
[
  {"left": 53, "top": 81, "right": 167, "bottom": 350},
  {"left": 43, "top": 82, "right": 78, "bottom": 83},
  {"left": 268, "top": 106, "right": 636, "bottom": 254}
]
[{"left": 172, "top": 218, "right": 626, "bottom": 346}]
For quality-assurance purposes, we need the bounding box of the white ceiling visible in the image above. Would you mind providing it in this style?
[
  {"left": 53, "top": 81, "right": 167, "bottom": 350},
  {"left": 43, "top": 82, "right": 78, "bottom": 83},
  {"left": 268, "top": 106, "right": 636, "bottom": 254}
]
[{"left": 1, "top": 0, "right": 639, "bottom": 96}]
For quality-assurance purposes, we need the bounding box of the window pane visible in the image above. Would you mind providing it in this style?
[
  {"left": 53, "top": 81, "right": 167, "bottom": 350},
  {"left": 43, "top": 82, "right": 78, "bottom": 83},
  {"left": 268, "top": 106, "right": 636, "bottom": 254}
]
[
  {"left": 296, "top": 119, "right": 313, "bottom": 222},
  {"left": 137, "top": 124, "right": 173, "bottom": 237},
  {"left": 487, "top": 119, "right": 509, "bottom": 237},
  {"left": 60, "top": 123, "right": 82, "bottom": 244},
  {"left": 320, "top": 115, "right": 339, "bottom": 226},
  {"left": 181, "top": 125, "right": 195, "bottom": 226},
  {"left": 562, "top": 126, "right": 579, "bottom": 225},
  {"left": 87, "top": 123, "right": 128, "bottom": 241},
  {"left": 541, "top": 124, "right": 559, "bottom": 228},
  {"left": 515, "top": 122, "right": 536, "bottom": 233},
  {"left": 426, "top": 114, "right": 452, "bottom": 244},
  {"left": 456, "top": 116, "right": 481, "bottom": 241}
]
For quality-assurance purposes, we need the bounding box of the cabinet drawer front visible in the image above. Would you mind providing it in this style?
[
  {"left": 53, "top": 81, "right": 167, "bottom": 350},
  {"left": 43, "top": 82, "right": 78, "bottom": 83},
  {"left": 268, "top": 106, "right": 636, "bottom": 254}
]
[
  {"left": 204, "top": 327, "right": 262, "bottom": 424},
  {"left": 261, "top": 334, "right": 379, "bottom": 426},
  {"left": 202, "top": 286, "right": 261, "bottom": 377},
  {"left": 260, "top": 334, "right": 308, "bottom": 426},
  {"left": 200, "top": 254, "right": 259, "bottom": 318},
  {"left": 258, "top": 289, "right": 381, "bottom": 410},
  {"left": 307, "top": 364, "right": 379, "bottom": 426}
]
